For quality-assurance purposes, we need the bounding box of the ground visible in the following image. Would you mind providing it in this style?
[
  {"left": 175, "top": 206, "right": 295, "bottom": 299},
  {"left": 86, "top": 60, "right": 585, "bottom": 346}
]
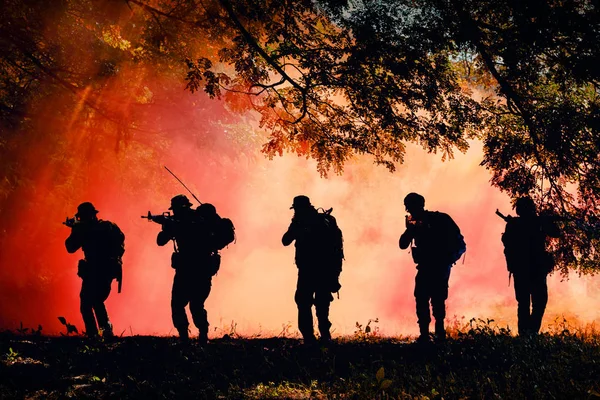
[{"left": 1, "top": 321, "right": 599, "bottom": 399}]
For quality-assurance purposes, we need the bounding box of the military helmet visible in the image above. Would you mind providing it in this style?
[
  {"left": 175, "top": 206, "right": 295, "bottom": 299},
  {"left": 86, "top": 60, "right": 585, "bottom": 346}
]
[
  {"left": 75, "top": 202, "right": 99, "bottom": 218},
  {"left": 290, "top": 195, "right": 312, "bottom": 210},
  {"left": 168, "top": 194, "right": 193, "bottom": 210},
  {"left": 404, "top": 192, "right": 425, "bottom": 208}
]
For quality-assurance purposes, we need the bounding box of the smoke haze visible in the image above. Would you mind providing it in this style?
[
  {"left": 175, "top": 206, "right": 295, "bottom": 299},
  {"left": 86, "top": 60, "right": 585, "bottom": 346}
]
[{"left": 0, "top": 5, "right": 598, "bottom": 336}]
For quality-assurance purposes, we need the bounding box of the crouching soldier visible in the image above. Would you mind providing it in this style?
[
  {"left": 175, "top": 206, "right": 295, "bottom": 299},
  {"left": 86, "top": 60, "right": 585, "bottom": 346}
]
[
  {"left": 282, "top": 195, "right": 344, "bottom": 345},
  {"left": 64, "top": 202, "right": 125, "bottom": 338}
]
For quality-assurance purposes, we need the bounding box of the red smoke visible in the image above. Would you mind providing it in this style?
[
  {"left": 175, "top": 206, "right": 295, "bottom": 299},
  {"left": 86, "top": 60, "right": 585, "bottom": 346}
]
[
  {"left": 2, "top": 100, "right": 599, "bottom": 337},
  {"left": 1, "top": 9, "right": 599, "bottom": 337}
]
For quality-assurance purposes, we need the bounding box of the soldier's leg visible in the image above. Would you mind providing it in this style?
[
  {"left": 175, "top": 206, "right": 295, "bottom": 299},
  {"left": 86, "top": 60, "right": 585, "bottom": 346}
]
[
  {"left": 314, "top": 290, "right": 334, "bottom": 341},
  {"left": 92, "top": 279, "right": 113, "bottom": 336},
  {"left": 431, "top": 266, "right": 451, "bottom": 340},
  {"left": 414, "top": 269, "right": 431, "bottom": 339},
  {"left": 513, "top": 272, "right": 532, "bottom": 335},
  {"left": 530, "top": 273, "right": 549, "bottom": 333},
  {"left": 189, "top": 278, "right": 212, "bottom": 342},
  {"left": 171, "top": 272, "right": 191, "bottom": 338},
  {"left": 295, "top": 272, "right": 316, "bottom": 342},
  {"left": 80, "top": 280, "right": 99, "bottom": 337}
]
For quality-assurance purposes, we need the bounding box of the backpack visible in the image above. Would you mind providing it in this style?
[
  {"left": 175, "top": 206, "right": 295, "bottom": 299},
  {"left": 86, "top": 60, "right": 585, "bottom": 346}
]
[
  {"left": 206, "top": 217, "right": 234, "bottom": 276},
  {"left": 428, "top": 211, "right": 466, "bottom": 265},
  {"left": 318, "top": 208, "right": 344, "bottom": 292},
  {"left": 213, "top": 217, "right": 236, "bottom": 251},
  {"left": 449, "top": 227, "right": 467, "bottom": 265},
  {"left": 501, "top": 217, "right": 553, "bottom": 274},
  {"left": 95, "top": 220, "right": 124, "bottom": 292}
]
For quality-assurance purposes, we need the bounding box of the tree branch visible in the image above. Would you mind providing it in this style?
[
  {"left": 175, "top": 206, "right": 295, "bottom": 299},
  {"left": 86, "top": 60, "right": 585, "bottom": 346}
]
[
  {"left": 450, "top": 0, "right": 568, "bottom": 209},
  {"left": 216, "top": 0, "right": 307, "bottom": 95}
]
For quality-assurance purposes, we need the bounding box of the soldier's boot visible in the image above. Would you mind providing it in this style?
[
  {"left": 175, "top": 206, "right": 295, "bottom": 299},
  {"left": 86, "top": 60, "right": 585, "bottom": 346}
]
[
  {"left": 417, "top": 323, "right": 430, "bottom": 344},
  {"left": 530, "top": 299, "right": 545, "bottom": 335},
  {"left": 177, "top": 327, "right": 190, "bottom": 342},
  {"left": 80, "top": 300, "right": 99, "bottom": 338},
  {"left": 319, "top": 331, "right": 332, "bottom": 344},
  {"left": 434, "top": 320, "right": 446, "bottom": 342},
  {"left": 85, "top": 329, "right": 100, "bottom": 339},
  {"left": 300, "top": 329, "right": 317, "bottom": 345},
  {"left": 198, "top": 330, "right": 208, "bottom": 346},
  {"left": 297, "top": 305, "right": 317, "bottom": 345},
  {"left": 301, "top": 332, "right": 317, "bottom": 345},
  {"left": 315, "top": 297, "right": 332, "bottom": 344},
  {"left": 100, "top": 321, "right": 114, "bottom": 339},
  {"left": 317, "top": 315, "right": 332, "bottom": 344},
  {"left": 82, "top": 317, "right": 99, "bottom": 338}
]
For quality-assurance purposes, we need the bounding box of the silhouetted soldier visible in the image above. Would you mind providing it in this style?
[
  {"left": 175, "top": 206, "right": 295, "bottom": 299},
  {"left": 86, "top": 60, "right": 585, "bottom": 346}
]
[
  {"left": 157, "top": 195, "right": 221, "bottom": 344},
  {"left": 64, "top": 202, "right": 125, "bottom": 338},
  {"left": 399, "top": 193, "right": 465, "bottom": 343},
  {"left": 282, "top": 195, "right": 344, "bottom": 345},
  {"left": 500, "top": 197, "right": 561, "bottom": 336}
]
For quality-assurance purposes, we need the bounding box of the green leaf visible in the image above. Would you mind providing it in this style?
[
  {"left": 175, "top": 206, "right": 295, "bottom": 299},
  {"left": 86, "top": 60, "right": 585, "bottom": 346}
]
[{"left": 376, "top": 367, "right": 384, "bottom": 383}]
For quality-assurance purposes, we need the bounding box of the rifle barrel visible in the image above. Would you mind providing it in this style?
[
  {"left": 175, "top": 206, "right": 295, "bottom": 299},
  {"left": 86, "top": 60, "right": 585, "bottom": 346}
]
[{"left": 495, "top": 209, "right": 509, "bottom": 221}]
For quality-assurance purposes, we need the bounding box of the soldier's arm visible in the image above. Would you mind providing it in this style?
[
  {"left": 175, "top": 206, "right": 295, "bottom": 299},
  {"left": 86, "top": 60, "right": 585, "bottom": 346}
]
[
  {"left": 399, "top": 229, "right": 414, "bottom": 249},
  {"left": 65, "top": 227, "right": 83, "bottom": 253},
  {"left": 282, "top": 222, "right": 297, "bottom": 246},
  {"left": 157, "top": 228, "right": 173, "bottom": 246},
  {"left": 399, "top": 231, "right": 413, "bottom": 249},
  {"left": 157, "top": 222, "right": 175, "bottom": 246}
]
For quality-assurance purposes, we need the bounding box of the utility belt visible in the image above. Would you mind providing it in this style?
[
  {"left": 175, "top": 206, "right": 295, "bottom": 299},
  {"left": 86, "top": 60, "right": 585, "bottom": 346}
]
[
  {"left": 171, "top": 251, "right": 221, "bottom": 276},
  {"left": 411, "top": 246, "right": 452, "bottom": 269},
  {"left": 296, "top": 264, "right": 342, "bottom": 295},
  {"left": 77, "top": 258, "right": 121, "bottom": 280}
]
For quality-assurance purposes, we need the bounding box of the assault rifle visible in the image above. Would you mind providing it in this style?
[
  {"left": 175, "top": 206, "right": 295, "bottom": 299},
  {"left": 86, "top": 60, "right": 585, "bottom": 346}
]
[
  {"left": 141, "top": 211, "right": 176, "bottom": 225},
  {"left": 495, "top": 209, "right": 512, "bottom": 222},
  {"left": 496, "top": 209, "right": 569, "bottom": 223},
  {"left": 63, "top": 216, "right": 78, "bottom": 228}
]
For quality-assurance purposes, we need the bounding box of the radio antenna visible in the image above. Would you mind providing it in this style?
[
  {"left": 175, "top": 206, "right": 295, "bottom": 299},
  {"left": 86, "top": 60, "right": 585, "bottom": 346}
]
[{"left": 164, "top": 166, "right": 202, "bottom": 205}]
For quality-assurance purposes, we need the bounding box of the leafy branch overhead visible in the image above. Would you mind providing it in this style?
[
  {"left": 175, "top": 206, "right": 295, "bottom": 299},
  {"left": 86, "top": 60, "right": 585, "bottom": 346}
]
[
  {"left": 184, "top": 0, "right": 485, "bottom": 175},
  {"left": 171, "top": 0, "right": 600, "bottom": 274},
  {"left": 0, "top": 0, "right": 599, "bottom": 273}
]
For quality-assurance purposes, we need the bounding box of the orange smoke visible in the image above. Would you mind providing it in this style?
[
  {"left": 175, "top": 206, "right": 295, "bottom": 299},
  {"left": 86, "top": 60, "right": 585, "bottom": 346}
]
[
  {"left": 2, "top": 92, "right": 599, "bottom": 336},
  {"left": 1, "top": 8, "right": 599, "bottom": 337}
]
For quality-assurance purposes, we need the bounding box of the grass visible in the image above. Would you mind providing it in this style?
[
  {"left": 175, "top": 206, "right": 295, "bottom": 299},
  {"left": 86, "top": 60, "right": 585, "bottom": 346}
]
[{"left": 1, "top": 319, "right": 600, "bottom": 399}]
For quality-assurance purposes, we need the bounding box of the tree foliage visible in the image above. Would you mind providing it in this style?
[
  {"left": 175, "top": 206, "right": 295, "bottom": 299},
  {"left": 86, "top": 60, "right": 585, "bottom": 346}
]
[{"left": 0, "top": 0, "right": 599, "bottom": 273}]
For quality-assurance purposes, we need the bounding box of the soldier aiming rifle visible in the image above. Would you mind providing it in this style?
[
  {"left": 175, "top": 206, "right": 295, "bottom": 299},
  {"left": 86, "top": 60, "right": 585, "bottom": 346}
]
[
  {"left": 145, "top": 167, "right": 235, "bottom": 343},
  {"left": 64, "top": 202, "right": 125, "bottom": 338}
]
